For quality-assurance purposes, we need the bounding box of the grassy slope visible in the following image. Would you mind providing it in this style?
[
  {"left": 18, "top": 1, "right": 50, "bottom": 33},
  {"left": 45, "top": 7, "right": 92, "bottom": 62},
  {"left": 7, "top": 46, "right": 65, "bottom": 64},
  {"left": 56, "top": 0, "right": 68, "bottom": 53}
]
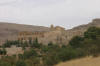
[{"left": 56, "top": 56, "right": 100, "bottom": 66}]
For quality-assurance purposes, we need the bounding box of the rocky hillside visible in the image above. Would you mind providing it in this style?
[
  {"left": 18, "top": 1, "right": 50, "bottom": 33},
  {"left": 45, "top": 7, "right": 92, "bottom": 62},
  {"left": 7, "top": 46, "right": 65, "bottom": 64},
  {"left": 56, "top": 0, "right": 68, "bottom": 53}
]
[
  {"left": 0, "top": 22, "right": 50, "bottom": 44},
  {"left": 65, "top": 19, "right": 100, "bottom": 43}
]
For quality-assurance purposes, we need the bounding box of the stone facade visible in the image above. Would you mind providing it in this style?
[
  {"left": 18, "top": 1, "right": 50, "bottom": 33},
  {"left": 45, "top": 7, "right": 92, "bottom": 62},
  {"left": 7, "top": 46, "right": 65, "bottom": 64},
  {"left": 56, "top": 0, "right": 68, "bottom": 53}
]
[
  {"left": 18, "top": 31, "right": 45, "bottom": 42},
  {"left": 18, "top": 25, "right": 67, "bottom": 45}
]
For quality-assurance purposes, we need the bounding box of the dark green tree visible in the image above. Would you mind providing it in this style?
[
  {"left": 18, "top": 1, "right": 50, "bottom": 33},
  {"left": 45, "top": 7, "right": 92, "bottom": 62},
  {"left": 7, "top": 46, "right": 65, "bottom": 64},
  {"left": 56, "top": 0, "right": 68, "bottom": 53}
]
[
  {"left": 29, "top": 37, "right": 32, "bottom": 44},
  {"left": 33, "top": 38, "right": 40, "bottom": 48},
  {"left": 23, "top": 49, "right": 38, "bottom": 59},
  {"left": 69, "top": 36, "right": 84, "bottom": 48},
  {"left": 84, "top": 27, "right": 100, "bottom": 39}
]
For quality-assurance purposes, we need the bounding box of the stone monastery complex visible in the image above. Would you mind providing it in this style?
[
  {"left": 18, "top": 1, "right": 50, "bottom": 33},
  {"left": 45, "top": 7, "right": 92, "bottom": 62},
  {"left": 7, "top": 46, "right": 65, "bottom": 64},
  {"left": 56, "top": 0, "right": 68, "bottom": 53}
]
[{"left": 18, "top": 25, "right": 67, "bottom": 45}]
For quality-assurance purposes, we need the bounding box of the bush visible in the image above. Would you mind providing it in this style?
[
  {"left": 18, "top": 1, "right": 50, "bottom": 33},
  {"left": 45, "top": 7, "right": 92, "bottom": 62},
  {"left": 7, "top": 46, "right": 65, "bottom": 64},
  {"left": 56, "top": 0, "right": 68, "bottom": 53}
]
[
  {"left": 23, "top": 49, "right": 38, "bottom": 59},
  {"left": 0, "top": 48, "right": 7, "bottom": 55},
  {"left": 16, "top": 60, "right": 26, "bottom": 66},
  {"left": 69, "top": 36, "right": 84, "bottom": 48},
  {"left": 0, "top": 61, "right": 11, "bottom": 66},
  {"left": 33, "top": 38, "right": 40, "bottom": 48},
  {"left": 84, "top": 27, "right": 100, "bottom": 39},
  {"left": 58, "top": 48, "right": 78, "bottom": 61}
]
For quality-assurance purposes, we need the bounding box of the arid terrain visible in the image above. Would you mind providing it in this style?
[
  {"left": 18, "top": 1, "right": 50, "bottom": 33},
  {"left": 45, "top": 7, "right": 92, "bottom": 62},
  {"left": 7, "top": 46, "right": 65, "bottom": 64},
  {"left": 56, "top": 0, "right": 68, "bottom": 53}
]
[
  {"left": 0, "top": 22, "right": 50, "bottom": 45},
  {"left": 56, "top": 56, "right": 100, "bottom": 66}
]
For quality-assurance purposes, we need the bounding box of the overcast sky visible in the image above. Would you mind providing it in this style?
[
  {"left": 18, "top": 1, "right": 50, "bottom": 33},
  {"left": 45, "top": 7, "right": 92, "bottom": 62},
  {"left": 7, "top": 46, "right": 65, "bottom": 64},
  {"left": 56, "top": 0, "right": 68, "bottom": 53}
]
[{"left": 0, "top": 0, "right": 100, "bottom": 29}]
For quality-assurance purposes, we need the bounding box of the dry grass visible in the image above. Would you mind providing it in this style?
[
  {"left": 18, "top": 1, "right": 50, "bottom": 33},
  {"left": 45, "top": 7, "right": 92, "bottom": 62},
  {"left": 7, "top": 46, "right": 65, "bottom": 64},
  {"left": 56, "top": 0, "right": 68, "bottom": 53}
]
[{"left": 56, "top": 56, "right": 100, "bottom": 66}]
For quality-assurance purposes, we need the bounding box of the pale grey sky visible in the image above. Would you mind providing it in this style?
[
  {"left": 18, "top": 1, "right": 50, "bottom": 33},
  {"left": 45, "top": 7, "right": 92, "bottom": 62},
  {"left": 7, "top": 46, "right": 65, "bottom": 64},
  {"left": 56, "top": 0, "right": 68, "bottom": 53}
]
[{"left": 0, "top": 0, "right": 100, "bottom": 29}]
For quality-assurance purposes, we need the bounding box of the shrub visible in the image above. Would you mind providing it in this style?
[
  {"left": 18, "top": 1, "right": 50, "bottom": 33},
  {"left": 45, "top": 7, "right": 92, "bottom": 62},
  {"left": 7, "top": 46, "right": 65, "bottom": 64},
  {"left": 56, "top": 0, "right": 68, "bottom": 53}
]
[
  {"left": 0, "top": 61, "right": 11, "bottom": 66},
  {"left": 58, "top": 48, "right": 78, "bottom": 61},
  {"left": 0, "top": 48, "right": 7, "bottom": 55},
  {"left": 23, "top": 49, "right": 38, "bottom": 59},
  {"left": 69, "top": 36, "right": 84, "bottom": 48},
  {"left": 84, "top": 27, "right": 100, "bottom": 39},
  {"left": 16, "top": 60, "right": 26, "bottom": 66}
]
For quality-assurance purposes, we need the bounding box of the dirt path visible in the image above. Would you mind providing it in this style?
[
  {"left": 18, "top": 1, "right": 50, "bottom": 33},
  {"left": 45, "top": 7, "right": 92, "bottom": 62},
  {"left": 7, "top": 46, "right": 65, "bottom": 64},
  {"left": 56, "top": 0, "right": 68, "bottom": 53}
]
[{"left": 56, "top": 56, "right": 100, "bottom": 66}]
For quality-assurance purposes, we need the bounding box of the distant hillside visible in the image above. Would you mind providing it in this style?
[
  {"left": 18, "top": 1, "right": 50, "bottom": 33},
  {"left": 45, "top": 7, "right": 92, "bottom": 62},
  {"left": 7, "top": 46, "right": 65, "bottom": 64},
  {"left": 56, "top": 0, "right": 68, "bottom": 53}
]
[
  {"left": 65, "top": 19, "right": 100, "bottom": 43},
  {"left": 0, "top": 22, "right": 50, "bottom": 44},
  {"left": 72, "top": 19, "right": 100, "bottom": 30}
]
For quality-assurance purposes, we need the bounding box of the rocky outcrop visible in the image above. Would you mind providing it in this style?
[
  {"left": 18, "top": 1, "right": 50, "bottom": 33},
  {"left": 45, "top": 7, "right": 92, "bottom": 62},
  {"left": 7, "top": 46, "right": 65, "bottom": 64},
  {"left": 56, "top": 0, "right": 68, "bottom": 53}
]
[{"left": 65, "top": 18, "right": 100, "bottom": 44}]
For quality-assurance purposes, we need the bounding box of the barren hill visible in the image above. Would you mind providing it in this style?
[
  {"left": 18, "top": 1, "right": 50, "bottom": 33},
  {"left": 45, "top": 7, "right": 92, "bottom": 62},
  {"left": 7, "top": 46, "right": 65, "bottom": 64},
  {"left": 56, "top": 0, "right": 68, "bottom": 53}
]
[{"left": 0, "top": 22, "right": 49, "bottom": 44}]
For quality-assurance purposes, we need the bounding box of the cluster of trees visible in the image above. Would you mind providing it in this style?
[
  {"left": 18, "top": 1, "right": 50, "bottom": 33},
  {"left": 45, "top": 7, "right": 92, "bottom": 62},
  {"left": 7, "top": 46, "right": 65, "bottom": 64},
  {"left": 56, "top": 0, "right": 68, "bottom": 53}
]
[
  {"left": 69, "top": 27, "right": 100, "bottom": 57},
  {"left": 2, "top": 40, "right": 20, "bottom": 48},
  {"left": 1, "top": 27, "right": 100, "bottom": 66},
  {"left": 18, "top": 49, "right": 38, "bottom": 60},
  {"left": 2, "top": 38, "right": 41, "bottom": 49},
  {"left": 0, "top": 48, "right": 6, "bottom": 55}
]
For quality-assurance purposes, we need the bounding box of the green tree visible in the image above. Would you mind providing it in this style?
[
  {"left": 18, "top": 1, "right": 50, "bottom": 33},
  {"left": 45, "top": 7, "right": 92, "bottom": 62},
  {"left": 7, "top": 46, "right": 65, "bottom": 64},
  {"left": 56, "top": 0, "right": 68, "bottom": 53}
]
[
  {"left": 23, "top": 49, "right": 38, "bottom": 59},
  {"left": 84, "top": 27, "right": 100, "bottom": 39},
  {"left": 69, "top": 36, "right": 84, "bottom": 48},
  {"left": 2, "top": 48, "right": 6, "bottom": 55},
  {"left": 0, "top": 61, "right": 11, "bottom": 66},
  {"left": 33, "top": 38, "right": 40, "bottom": 48},
  {"left": 29, "top": 37, "right": 32, "bottom": 44},
  {"left": 0, "top": 48, "right": 7, "bottom": 55},
  {"left": 58, "top": 48, "right": 78, "bottom": 61}
]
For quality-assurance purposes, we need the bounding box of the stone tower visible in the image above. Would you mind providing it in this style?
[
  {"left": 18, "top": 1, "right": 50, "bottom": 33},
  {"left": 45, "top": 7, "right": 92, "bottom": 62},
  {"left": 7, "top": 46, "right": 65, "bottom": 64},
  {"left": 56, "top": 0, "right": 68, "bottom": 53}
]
[{"left": 50, "top": 24, "right": 54, "bottom": 30}]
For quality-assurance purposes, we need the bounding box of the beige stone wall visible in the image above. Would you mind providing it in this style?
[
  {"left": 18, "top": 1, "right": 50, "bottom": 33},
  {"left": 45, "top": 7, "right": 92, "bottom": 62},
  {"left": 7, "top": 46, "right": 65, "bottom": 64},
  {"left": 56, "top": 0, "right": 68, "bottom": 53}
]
[
  {"left": 17, "top": 25, "right": 68, "bottom": 45},
  {"left": 18, "top": 31, "right": 45, "bottom": 42},
  {"left": 38, "top": 27, "right": 67, "bottom": 45},
  {"left": 39, "top": 31, "right": 62, "bottom": 44},
  {"left": 5, "top": 45, "right": 23, "bottom": 56}
]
